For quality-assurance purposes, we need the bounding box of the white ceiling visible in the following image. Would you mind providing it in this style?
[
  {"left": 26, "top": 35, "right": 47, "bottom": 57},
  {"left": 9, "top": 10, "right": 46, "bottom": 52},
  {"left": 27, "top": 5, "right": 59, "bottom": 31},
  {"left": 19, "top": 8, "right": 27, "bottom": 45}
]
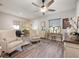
[{"left": 0, "top": 0, "right": 77, "bottom": 19}]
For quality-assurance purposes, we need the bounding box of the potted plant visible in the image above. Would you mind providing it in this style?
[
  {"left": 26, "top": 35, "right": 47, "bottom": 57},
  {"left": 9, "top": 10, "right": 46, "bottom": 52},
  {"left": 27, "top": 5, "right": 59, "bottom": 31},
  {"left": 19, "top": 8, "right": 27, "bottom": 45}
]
[
  {"left": 69, "top": 17, "right": 79, "bottom": 41},
  {"left": 22, "top": 29, "right": 30, "bottom": 37},
  {"left": 73, "top": 32, "right": 79, "bottom": 41}
]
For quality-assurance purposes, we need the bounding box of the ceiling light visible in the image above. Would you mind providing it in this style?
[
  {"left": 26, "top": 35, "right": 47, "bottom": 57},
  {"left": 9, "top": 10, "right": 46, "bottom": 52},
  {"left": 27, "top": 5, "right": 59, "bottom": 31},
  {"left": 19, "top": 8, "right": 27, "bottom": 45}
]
[{"left": 40, "top": 7, "right": 48, "bottom": 12}]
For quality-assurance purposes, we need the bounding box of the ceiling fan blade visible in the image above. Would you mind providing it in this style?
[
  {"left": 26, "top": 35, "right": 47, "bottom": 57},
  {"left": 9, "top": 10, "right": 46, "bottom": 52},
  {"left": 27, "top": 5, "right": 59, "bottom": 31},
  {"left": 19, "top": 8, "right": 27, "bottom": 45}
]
[
  {"left": 46, "top": 0, "right": 54, "bottom": 7},
  {"left": 32, "top": 2, "right": 40, "bottom": 7},
  {"left": 48, "top": 9, "right": 56, "bottom": 11}
]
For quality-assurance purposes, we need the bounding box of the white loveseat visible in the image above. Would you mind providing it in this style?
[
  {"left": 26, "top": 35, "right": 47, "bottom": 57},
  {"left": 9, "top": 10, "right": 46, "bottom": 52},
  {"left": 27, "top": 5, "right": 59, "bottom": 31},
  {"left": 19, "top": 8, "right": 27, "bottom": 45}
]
[{"left": 0, "top": 30, "right": 23, "bottom": 54}]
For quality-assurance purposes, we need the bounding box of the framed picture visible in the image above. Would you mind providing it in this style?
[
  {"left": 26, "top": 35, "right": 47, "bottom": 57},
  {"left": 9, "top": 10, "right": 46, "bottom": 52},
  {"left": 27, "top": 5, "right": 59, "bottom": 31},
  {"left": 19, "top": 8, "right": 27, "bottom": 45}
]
[
  {"left": 41, "top": 21, "right": 46, "bottom": 31},
  {"left": 63, "top": 18, "right": 70, "bottom": 29}
]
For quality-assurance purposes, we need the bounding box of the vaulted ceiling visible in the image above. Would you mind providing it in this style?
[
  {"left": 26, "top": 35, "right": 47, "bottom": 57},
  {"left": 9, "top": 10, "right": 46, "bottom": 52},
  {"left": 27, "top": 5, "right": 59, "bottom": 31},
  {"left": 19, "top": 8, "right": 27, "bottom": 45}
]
[{"left": 0, "top": 0, "right": 77, "bottom": 19}]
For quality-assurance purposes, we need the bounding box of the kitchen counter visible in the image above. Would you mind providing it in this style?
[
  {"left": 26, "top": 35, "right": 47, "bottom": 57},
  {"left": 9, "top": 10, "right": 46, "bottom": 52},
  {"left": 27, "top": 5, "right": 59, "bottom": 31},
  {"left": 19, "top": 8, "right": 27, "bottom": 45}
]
[
  {"left": 64, "top": 40, "right": 79, "bottom": 58},
  {"left": 64, "top": 40, "right": 79, "bottom": 44}
]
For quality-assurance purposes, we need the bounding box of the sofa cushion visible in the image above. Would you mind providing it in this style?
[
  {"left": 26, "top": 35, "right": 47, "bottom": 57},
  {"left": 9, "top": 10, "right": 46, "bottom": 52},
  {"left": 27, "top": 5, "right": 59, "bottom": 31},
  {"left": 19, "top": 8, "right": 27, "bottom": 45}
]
[
  {"left": 0, "top": 30, "right": 16, "bottom": 43},
  {"left": 7, "top": 40, "right": 22, "bottom": 49}
]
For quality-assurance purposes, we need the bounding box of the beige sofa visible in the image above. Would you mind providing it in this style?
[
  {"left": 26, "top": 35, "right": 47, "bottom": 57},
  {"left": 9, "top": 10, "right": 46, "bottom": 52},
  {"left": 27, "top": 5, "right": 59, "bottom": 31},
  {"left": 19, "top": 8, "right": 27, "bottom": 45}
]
[{"left": 0, "top": 30, "right": 23, "bottom": 54}]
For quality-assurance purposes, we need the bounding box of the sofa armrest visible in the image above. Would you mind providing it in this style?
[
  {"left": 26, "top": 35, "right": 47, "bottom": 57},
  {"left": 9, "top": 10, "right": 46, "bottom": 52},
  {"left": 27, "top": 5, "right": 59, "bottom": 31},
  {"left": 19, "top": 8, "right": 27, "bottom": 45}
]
[
  {"left": 2, "top": 38, "right": 7, "bottom": 43},
  {"left": 16, "top": 36, "right": 23, "bottom": 41},
  {"left": 1, "top": 38, "right": 8, "bottom": 52}
]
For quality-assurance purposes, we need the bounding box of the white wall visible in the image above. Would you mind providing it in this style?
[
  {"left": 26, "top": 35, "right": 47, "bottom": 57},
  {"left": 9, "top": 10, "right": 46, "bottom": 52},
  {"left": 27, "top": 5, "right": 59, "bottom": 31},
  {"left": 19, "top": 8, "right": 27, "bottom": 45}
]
[
  {"left": 32, "top": 9, "right": 76, "bottom": 31},
  {"left": 0, "top": 12, "right": 29, "bottom": 30},
  {"left": 76, "top": 0, "right": 79, "bottom": 16},
  {"left": 31, "top": 9, "right": 76, "bottom": 37}
]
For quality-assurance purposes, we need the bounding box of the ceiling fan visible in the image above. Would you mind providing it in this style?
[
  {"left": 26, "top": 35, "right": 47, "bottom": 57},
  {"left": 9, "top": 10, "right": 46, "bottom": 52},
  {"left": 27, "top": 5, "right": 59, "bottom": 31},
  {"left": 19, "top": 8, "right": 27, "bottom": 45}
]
[{"left": 32, "top": 0, "right": 55, "bottom": 15}]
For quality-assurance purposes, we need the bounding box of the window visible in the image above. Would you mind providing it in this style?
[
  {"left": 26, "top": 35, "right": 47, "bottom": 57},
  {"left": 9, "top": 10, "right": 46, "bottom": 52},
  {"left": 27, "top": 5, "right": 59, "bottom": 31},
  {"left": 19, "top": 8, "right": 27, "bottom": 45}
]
[
  {"left": 49, "top": 18, "right": 62, "bottom": 33},
  {"left": 49, "top": 18, "right": 61, "bottom": 27}
]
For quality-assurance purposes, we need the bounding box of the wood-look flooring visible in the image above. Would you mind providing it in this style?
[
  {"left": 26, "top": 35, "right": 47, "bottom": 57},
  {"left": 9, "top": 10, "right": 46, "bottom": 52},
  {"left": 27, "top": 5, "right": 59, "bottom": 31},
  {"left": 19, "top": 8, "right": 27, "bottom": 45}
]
[{"left": 3, "top": 39, "right": 64, "bottom": 58}]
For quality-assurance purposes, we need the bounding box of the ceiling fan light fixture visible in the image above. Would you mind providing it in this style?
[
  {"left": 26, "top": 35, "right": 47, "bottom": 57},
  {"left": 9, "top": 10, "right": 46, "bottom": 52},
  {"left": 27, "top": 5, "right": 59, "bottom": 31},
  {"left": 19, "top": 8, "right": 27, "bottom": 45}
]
[
  {"left": 32, "top": 0, "right": 55, "bottom": 15},
  {"left": 40, "top": 7, "right": 47, "bottom": 12}
]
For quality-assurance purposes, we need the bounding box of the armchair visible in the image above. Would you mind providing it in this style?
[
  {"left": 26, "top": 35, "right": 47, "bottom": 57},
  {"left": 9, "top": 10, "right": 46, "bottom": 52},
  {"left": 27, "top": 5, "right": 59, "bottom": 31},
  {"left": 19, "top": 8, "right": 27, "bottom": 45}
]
[{"left": 30, "top": 30, "right": 41, "bottom": 43}]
